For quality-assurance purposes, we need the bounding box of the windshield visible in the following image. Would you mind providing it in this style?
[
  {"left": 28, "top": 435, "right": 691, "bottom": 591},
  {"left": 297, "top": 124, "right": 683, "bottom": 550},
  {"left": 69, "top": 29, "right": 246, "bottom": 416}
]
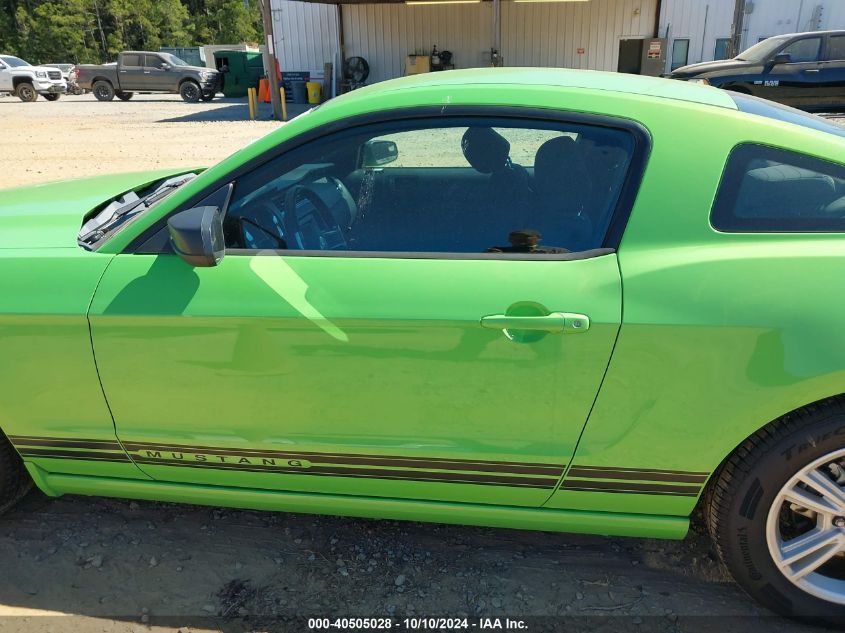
[
  {"left": 78, "top": 173, "right": 197, "bottom": 249},
  {"left": 162, "top": 53, "right": 188, "bottom": 67},
  {"left": 736, "top": 36, "right": 790, "bottom": 62},
  {"left": 0, "top": 56, "right": 30, "bottom": 68}
]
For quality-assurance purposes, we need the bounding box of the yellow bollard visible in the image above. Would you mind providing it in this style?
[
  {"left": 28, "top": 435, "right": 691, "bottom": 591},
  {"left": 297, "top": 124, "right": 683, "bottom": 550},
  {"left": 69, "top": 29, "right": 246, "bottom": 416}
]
[
  {"left": 280, "top": 88, "right": 288, "bottom": 122},
  {"left": 249, "top": 87, "right": 258, "bottom": 121}
]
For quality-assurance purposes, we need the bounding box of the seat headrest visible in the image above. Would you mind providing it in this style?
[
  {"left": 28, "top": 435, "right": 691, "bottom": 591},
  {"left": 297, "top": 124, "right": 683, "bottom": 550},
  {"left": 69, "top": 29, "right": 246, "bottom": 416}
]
[
  {"left": 534, "top": 136, "right": 591, "bottom": 200},
  {"left": 462, "top": 127, "right": 510, "bottom": 174}
]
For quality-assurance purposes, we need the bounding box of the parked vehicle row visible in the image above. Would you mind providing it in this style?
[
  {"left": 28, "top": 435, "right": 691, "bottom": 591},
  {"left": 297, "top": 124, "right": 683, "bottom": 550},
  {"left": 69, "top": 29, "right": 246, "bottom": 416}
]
[{"left": 0, "top": 51, "right": 219, "bottom": 103}]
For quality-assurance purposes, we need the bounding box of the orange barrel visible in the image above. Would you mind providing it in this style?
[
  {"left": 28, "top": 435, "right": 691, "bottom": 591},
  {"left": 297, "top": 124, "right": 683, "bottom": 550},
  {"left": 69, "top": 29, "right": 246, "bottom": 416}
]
[{"left": 258, "top": 78, "right": 270, "bottom": 103}]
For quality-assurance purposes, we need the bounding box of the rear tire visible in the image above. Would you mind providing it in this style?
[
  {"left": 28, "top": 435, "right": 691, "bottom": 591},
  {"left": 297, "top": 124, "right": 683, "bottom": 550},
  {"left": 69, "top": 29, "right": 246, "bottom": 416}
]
[
  {"left": 16, "top": 82, "right": 37, "bottom": 102},
  {"left": 92, "top": 80, "right": 115, "bottom": 102},
  {"left": 706, "top": 399, "right": 845, "bottom": 626},
  {"left": 43, "top": 93, "right": 61, "bottom": 101},
  {"left": 116, "top": 91, "right": 133, "bottom": 101},
  {"left": 179, "top": 81, "right": 201, "bottom": 103},
  {"left": 0, "top": 431, "right": 31, "bottom": 515}
]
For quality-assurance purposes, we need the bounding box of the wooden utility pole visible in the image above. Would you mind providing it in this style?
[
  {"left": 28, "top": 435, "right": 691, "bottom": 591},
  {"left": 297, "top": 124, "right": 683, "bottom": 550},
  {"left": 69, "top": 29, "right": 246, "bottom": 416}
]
[
  {"left": 729, "top": 0, "right": 747, "bottom": 59},
  {"left": 258, "top": 0, "right": 283, "bottom": 121}
]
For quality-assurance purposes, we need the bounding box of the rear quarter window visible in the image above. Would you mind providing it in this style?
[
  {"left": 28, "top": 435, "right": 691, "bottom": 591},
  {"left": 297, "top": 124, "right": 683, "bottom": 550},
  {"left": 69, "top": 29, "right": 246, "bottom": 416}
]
[{"left": 711, "top": 143, "right": 845, "bottom": 232}]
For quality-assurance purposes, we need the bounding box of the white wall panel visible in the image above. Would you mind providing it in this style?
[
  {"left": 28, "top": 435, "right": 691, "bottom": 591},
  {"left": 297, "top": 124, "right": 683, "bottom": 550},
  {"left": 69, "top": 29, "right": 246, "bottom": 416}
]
[
  {"left": 658, "top": 0, "right": 734, "bottom": 71},
  {"left": 742, "top": 1, "right": 845, "bottom": 48},
  {"left": 272, "top": 1, "right": 340, "bottom": 74},
  {"left": 822, "top": 1, "right": 845, "bottom": 32},
  {"left": 501, "top": 0, "right": 658, "bottom": 71},
  {"left": 342, "top": 4, "right": 493, "bottom": 84}
]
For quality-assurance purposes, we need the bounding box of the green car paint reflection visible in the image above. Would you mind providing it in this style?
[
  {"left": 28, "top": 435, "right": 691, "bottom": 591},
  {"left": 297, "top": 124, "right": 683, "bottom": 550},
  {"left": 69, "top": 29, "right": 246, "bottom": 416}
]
[{"left": 1, "top": 68, "right": 845, "bottom": 546}]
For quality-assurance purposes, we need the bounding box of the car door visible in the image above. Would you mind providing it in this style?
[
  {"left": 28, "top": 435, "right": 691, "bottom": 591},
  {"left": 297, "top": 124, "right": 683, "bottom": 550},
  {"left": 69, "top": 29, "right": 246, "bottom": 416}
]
[
  {"left": 88, "top": 111, "right": 646, "bottom": 508},
  {"left": 757, "top": 36, "right": 823, "bottom": 107},
  {"left": 143, "top": 54, "right": 173, "bottom": 91},
  {"left": 817, "top": 33, "right": 845, "bottom": 110},
  {"left": 0, "top": 59, "right": 12, "bottom": 92},
  {"left": 117, "top": 53, "right": 146, "bottom": 91}
]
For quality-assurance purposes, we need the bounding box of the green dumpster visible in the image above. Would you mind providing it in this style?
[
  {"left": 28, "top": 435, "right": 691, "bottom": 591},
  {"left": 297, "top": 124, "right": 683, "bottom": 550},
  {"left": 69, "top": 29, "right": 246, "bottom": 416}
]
[{"left": 213, "top": 50, "right": 265, "bottom": 98}]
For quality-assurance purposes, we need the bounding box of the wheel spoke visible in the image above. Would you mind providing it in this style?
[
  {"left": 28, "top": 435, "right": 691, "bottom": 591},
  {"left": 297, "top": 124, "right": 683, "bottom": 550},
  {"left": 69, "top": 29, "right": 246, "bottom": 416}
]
[
  {"left": 799, "top": 468, "right": 845, "bottom": 513},
  {"left": 778, "top": 528, "right": 844, "bottom": 580},
  {"left": 784, "top": 482, "right": 840, "bottom": 516}
]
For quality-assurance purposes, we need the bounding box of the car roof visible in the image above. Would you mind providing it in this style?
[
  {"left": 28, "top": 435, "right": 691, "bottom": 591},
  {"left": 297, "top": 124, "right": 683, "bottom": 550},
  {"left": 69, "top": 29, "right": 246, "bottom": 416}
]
[
  {"left": 346, "top": 67, "right": 738, "bottom": 111},
  {"left": 777, "top": 30, "right": 845, "bottom": 37}
]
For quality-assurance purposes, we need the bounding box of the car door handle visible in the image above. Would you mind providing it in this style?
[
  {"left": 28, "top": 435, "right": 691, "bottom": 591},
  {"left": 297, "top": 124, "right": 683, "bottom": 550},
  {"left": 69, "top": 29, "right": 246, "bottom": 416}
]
[
  {"left": 803, "top": 69, "right": 821, "bottom": 73},
  {"left": 480, "top": 312, "right": 590, "bottom": 333}
]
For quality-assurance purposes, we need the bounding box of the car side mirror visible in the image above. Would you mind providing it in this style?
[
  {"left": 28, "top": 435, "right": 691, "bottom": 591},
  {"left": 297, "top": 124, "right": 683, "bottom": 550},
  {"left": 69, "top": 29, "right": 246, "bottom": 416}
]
[
  {"left": 769, "top": 53, "right": 791, "bottom": 68},
  {"left": 361, "top": 140, "right": 399, "bottom": 167},
  {"left": 161, "top": 63, "right": 171, "bottom": 71},
  {"left": 167, "top": 206, "right": 225, "bottom": 267}
]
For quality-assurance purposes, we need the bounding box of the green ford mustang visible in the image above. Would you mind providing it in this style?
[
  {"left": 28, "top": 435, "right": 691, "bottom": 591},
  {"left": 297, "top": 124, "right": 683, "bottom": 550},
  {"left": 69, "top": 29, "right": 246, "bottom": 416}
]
[{"left": 3, "top": 68, "right": 845, "bottom": 622}]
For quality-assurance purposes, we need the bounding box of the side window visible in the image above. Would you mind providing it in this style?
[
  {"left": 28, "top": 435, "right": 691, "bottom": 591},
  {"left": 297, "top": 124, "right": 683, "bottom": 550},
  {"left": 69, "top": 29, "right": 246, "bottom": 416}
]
[
  {"left": 825, "top": 35, "right": 845, "bottom": 62},
  {"left": 121, "top": 54, "right": 142, "bottom": 68},
  {"left": 671, "top": 39, "right": 690, "bottom": 70},
  {"left": 222, "top": 117, "right": 639, "bottom": 256},
  {"left": 146, "top": 55, "right": 166, "bottom": 69},
  {"left": 714, "top": 38, "right": 731, "bottom": 61},
  {"left": 711, "top": 143, "right": 845, "bottom": 232},
  {"left": 780, "top": 37, "right": 821, "bottom": 63}
]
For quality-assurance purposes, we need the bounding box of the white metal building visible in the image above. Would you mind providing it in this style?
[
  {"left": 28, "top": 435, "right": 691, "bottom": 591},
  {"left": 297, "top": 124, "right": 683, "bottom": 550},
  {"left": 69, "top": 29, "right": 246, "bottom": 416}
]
[
  {"left": 269, "top": 0, "right": 845, "bottom": 87},
  {"left": 271, "top": 0, "right": 659, "bottom": 85}
]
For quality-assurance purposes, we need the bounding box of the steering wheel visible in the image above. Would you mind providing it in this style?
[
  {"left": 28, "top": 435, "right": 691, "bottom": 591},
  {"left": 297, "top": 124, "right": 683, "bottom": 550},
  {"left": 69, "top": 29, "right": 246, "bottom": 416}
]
[{"left": 282, "top": 184, "right": 348, "bottom": 251}]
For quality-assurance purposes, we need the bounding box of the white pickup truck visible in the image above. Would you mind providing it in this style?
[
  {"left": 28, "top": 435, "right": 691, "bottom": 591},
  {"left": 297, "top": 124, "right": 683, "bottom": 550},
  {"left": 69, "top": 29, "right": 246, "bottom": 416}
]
[{"left": 0, "top": 55, "right": 67, "bottom": 102}]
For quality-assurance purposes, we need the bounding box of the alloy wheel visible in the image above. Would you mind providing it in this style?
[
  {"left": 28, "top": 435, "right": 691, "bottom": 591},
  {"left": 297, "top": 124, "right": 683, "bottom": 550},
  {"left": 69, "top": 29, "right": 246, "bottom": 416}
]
[{"left": 767, "top": 447, "right": 845, "bottom": 605}]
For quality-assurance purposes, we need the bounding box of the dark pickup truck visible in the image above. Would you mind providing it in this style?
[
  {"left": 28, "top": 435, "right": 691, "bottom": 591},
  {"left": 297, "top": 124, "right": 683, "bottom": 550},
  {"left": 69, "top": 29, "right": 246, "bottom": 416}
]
[
  {"left": 669, "top": 30, "right": 845, "bottom": 112},
  {"left": 75, "top": 51, "right": 220, "bottom": 103}
]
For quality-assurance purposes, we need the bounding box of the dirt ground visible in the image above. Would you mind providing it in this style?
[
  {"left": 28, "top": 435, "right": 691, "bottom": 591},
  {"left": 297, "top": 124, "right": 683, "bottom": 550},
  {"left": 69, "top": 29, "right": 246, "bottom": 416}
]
[
  {"left": 0, "top": 491, "right": 824, "bottom": 633},
  {"left": 0, "top": 94, "right": 284, "bottom": 189},
  {"left": 0, "top": 92, "right": 842, "bottom": 633}
]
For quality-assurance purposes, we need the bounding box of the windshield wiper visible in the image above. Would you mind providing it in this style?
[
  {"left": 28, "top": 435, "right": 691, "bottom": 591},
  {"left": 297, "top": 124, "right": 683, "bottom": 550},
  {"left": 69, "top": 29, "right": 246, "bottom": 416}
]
[{"left": 78, "top": 173, "right": 197, "bottom": 246}]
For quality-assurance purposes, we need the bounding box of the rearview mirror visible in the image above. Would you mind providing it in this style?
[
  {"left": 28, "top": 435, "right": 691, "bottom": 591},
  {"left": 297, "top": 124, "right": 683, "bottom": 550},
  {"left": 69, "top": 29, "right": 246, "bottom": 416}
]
[
  {"left": 167, "top": 206, "right": 225, "bottom": 267},
  {"left": 361, "top": 140, "right": 399, "bottom": 167},
  {"left": 161, "top": 62, "right": 171, "bottom": 71}
]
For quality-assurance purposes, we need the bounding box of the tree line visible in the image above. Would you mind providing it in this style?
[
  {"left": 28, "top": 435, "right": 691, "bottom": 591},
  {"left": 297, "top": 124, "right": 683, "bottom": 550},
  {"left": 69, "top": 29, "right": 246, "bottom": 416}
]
[{"left": 1, "top": 0, "right": 264, "bottom": 64}]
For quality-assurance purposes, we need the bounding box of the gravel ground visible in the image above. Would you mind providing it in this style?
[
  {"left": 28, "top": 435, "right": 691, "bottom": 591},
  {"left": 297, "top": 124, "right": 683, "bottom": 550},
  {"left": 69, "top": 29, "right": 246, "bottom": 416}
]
[
  {"left": 0, "top": 93, "right": 284, "bottom": 189},
  {"left": 0, "top": 92, "right": 841, "bottom": 633},
  {"left": 0, "top": 492, "right": 823, "bottom": 633}
]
